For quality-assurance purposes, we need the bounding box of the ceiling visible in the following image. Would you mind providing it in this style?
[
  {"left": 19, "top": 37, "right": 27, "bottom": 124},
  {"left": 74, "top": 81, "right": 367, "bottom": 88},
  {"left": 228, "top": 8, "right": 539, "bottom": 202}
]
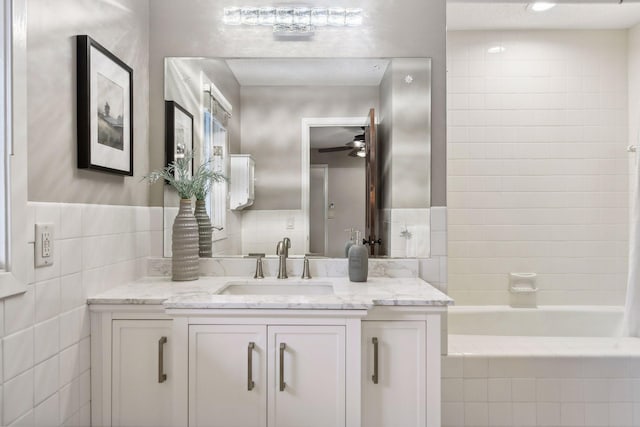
[
  {"left": 225, "top": 58, "right": 390, "bottom": 86},
  {"left": 310, "top": 126, "right": 363, "bottom": 150},
  {"left": 447, "top": 2, "right": 640, "bottom": 30}
]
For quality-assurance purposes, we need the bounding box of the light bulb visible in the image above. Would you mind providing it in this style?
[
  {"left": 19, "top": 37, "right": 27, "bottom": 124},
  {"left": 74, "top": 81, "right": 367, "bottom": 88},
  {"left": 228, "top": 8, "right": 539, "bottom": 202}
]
[{"left": 528, "top": 2, "right": 556, "bottom": 12}]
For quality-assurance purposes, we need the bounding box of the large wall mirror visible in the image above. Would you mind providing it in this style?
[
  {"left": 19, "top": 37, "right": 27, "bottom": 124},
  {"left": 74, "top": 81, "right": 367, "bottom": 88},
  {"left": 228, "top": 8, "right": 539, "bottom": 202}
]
[{"left": 163, "top": 57, "right": 431, "bottom": 259}]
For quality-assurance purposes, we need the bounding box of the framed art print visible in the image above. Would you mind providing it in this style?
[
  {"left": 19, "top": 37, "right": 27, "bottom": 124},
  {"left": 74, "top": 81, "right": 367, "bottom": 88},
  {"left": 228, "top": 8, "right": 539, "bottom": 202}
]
[
  {"left": 77, "top": 35, "right": 134, "bottom": 176},
  {"left": 165, "top": 100, "right": 194, "bottom": 176}
]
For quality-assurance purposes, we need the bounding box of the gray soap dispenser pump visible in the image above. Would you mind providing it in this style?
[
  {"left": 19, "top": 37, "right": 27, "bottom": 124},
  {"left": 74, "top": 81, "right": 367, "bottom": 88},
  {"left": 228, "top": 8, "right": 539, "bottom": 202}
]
[
  {"left": 344, "top": 228, "right": 355, "bottom": 258},
  {"left": 348, "top": 230, "right": 368, "bottom": 282}
]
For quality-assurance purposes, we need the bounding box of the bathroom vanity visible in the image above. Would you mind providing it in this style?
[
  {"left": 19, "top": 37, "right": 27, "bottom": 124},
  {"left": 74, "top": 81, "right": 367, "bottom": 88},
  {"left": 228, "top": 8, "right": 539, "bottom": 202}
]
[{"left": 89, "top": 276, "right": 451, "bottom": 427}]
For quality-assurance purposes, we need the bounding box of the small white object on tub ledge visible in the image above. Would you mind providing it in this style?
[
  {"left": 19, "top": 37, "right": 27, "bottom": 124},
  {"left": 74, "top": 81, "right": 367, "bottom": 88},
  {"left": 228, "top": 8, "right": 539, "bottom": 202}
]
[{"left": 509, "top": 272, "right": 538, "bottom": 308}]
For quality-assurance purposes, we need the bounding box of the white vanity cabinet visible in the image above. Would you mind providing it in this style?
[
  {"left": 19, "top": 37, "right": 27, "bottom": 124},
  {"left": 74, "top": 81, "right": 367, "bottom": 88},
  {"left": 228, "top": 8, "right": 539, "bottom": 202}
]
[
  {"left": 92, "top": 319, "right": 173, "bottom": 427},
  {"left": 188, "top": 324, "right": 346, "bottom": 427},
  {"left": 189, "top": 325, "right": 268, "bottom": 427},
  {"left": 268, "top": 325, "right": 346, "bottom": 427},
  {"left": 90, "top": 291, "right": 446, "bottom": 427},
  {"left": 361, "top": 321, "right": 427, "bottom": 427}
]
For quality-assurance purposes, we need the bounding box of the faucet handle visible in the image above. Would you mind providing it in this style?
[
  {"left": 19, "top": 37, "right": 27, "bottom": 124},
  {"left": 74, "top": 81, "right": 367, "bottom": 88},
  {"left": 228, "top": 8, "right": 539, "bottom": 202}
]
[
  {"left": 276, "top": 241, "right": 284, "bottom": 256},
  {"left": 254, "top": 256, "right": 264, "bottom": 279},
  {"left": 301, "top": 256, "right": 312, "bottom": 280}
]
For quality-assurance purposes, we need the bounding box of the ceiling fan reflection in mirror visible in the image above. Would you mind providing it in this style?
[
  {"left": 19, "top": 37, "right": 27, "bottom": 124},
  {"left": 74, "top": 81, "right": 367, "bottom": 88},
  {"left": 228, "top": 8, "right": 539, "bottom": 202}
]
[{"left": 317, "top": 127, "right": 367, "bottom": 157}]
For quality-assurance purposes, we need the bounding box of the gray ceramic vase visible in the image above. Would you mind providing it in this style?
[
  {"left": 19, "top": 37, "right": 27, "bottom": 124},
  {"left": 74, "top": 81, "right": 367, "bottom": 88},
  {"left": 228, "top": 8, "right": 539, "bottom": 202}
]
[
  {"left": 172, "top": 199, "right": 199, "bottom": 281},
  {"left": 194, "top": 199, "right": 213, "bottom": 257}
]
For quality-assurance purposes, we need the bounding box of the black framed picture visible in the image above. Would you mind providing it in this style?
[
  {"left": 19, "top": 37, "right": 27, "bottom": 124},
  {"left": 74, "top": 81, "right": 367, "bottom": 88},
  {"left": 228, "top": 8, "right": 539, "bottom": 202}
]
[
  {"left": 77, "top": 35, "right": 134, "bottom": 176},
  {"left": 165, "top": 100, "right": 194, "bottom": 176}
]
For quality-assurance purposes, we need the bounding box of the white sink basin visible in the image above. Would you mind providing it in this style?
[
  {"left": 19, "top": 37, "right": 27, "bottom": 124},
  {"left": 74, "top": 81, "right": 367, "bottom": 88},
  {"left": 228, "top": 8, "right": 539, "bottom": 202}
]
[{"left": 218, "top": 281, "right": 334, "bottom": 296}]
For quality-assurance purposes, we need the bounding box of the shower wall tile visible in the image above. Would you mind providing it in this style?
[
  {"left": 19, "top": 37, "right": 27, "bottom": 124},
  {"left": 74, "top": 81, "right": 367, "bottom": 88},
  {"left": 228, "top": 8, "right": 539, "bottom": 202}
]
[{"left": 447, "top": 30, "right": 630, "bottom": 305}]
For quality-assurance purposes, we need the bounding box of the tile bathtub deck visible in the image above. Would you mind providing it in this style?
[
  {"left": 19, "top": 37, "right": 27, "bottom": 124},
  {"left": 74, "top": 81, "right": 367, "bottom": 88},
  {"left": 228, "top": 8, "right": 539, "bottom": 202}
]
[{"left": 449, "top": 334, "right": 640, "bottom": 357}]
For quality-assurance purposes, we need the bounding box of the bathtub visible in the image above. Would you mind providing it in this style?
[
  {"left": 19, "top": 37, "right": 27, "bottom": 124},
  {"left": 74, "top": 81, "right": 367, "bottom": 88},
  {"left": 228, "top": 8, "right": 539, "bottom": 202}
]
[
  {"left": 442, "top": 306, "right": 640, "bottom": 427},
  {"left": 448, "top": 305, "right": 624, "bottom": 337}
]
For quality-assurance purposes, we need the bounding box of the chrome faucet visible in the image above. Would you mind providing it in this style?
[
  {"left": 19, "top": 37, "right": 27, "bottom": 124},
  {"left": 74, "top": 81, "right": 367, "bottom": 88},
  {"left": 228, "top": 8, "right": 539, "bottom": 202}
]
[{"left": 276, "top": 237, "right": 291, "bottom": 279}]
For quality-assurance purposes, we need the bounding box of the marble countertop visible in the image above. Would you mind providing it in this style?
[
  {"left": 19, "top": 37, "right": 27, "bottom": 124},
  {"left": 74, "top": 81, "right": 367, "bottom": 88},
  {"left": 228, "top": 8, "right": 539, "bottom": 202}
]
[{"left": 87, "top": 276, "right": 453, "bottom": 310}]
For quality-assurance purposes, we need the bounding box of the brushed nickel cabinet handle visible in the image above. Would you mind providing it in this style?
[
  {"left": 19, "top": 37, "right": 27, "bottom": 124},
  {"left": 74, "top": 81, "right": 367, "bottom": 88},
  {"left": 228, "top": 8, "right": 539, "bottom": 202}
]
[
  {"left": 372, "top": 337, "right": 379, "bottom": 384},
  {"left": 279, "top": 342, "right": 286, "bottom": 391},
  {"left": 248, "top": 342, "right": 255, "bottom": 391},
  {"left": 158, "top": 336, "right": 168, "bottom": 383}
]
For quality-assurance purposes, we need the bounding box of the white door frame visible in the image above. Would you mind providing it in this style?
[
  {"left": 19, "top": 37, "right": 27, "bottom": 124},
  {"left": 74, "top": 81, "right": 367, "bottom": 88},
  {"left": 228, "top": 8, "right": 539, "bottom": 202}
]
[
  {"left": 301, "top": 117, "right": 368, "bottom": 254},
  {"left": 309, "top": 164, "right": 329, "bottom": 256}
]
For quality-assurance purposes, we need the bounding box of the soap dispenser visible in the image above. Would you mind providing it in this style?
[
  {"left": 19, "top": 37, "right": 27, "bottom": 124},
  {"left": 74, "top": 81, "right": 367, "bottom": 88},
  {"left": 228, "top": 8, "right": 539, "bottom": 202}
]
[
  {"left": 348, "top": 230, "right": 368, "bottom": 282},
  {"left": 344, "top": 228, "right": 355, "bottom": 258}
]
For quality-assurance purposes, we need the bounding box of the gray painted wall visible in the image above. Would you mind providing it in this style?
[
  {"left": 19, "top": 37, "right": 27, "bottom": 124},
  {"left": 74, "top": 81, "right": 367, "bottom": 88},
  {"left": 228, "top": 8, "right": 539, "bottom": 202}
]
[
  {"left": 27, "top": 0, "right": 150, "bottom": 205},
  {"left": 148, "top": 0, "right": 447, "bottom": 207},
  {"left": 310, "top": 150, "right": 366, "bottom": 258},
  {"left": 240, "top": 85, "right": 378, "bottom": 210}
]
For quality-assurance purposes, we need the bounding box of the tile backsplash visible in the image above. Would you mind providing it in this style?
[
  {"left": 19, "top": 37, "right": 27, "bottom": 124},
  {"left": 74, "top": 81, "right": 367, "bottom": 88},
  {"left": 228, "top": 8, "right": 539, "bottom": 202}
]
[
  {"left": 1, "top": 202, "right": 160, "bottom": 427},
  {"left": 2, "top": 202, "right": 444, "bottom": 426},
  {"left": 447, "top": 30, "right": 629, "bottom": 305}
]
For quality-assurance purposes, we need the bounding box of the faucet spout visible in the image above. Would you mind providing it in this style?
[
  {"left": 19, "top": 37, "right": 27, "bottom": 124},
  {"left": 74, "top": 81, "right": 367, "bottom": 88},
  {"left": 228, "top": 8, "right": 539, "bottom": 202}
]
[{"left": 276, "top": 238, "right": 291, "bottom": 279}]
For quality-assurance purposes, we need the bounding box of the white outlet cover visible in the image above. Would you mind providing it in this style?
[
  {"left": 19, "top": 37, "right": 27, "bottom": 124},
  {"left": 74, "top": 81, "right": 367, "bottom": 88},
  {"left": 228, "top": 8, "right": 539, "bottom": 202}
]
[{"left": 34, "top": 223, "right": 54, "bottom": 268}]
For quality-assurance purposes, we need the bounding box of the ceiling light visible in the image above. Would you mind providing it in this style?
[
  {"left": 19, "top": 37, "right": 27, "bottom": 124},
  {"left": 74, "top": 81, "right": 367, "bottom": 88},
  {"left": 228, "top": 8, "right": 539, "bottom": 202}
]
[
  {"left": 527, "top": 2, "right": 556, "bottom": 12},
  {"left": 356, "top": 147, "right": 366, "bottom": 158},
  {"left": 487, "top": 46, "right": 506, "bottom": 54}
]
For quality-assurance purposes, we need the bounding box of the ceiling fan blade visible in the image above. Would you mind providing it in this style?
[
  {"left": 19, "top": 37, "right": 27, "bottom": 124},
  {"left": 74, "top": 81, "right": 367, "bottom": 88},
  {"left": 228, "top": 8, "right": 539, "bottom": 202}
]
[
  {"left": 348, "top": 148, "right": 360, "bottom": 157},
  {"left": 318, "top": 146, "right": 353, "bottom": 153}
]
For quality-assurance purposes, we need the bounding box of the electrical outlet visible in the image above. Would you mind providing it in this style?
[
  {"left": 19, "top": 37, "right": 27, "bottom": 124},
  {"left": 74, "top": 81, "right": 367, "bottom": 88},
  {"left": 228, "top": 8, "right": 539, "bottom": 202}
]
[{"left": 35, "top": 223, "right": 54, "bottom": 267}]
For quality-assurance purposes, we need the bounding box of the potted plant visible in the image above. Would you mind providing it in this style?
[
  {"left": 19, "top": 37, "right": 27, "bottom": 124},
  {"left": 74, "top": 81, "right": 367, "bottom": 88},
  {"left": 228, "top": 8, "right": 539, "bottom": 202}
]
[
  {"left": 193, "top": 159, "right": 227, "bottom": 257},
  {"left": 145, "top": 152, "right": 225, "bottom": 281}
]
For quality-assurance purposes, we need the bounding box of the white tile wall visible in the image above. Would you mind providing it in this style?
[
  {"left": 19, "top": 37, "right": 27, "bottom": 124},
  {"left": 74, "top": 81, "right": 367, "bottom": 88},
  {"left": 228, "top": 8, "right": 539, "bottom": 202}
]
[
  {"left": 388, "top": 209, "right": 431, "bottom": 258},
  {"left": 442, "top": 355, "right": 640, "bottom": 427},
  {"left": 240, "top": 209, "right": 307, "bottom": 256},
  {"left": 447, "top": 30, "right": 630, "bottom": 305},
  {"left": 420, "top": 206, "right": 448, "bottom": 293},
  {"left": 0, "top": 202, "right": 157, "bottom": 426}
]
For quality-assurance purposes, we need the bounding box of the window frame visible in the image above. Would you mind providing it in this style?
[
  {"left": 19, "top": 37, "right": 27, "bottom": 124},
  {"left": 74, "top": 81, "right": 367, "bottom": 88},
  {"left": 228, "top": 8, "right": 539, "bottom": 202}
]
[{"left": 0, "top": 0, "right": 29, "bottom": 298}]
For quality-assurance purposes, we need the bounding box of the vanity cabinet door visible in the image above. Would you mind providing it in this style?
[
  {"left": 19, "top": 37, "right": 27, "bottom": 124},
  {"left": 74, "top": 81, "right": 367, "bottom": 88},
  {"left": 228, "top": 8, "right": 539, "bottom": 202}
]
[
  {"left": 361, "top": 321, "right": 426, "bottom": 427},
  {"left": 112, "top": 320, "right": 173, "bottom": 427},
  {"left": 189, "top": 325, "right": 268, "bottom": 427},
  {"left": 268, "top": 325, "right": 346, "bottom": 427}
]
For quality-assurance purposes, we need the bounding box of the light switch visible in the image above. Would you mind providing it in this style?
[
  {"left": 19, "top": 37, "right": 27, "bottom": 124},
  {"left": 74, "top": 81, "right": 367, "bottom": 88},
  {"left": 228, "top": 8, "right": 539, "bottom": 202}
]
[
  {"left": 35, "top": 223, "right": 54, "bottom": 267},
  {"left": 286, "top": 217, "right": 295, "bottom": 230}
]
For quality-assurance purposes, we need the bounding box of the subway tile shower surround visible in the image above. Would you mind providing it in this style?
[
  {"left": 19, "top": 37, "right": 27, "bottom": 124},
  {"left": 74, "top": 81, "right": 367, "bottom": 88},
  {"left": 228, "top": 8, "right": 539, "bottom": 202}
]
[{"left": 447, "top": 30, "right": 629, "bottom": 306}]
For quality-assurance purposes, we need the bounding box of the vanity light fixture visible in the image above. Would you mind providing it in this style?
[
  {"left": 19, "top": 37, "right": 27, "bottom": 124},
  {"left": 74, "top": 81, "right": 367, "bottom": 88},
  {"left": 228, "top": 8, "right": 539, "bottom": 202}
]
[
  {"left": 527, "top": 2, "right": 556, "bottom": 12},
  {"left": 487, "top": 45, "right": 506, "bottom": 54},
  {"left": 223, "top": 6, "right": 363, "bottom": 35}
]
